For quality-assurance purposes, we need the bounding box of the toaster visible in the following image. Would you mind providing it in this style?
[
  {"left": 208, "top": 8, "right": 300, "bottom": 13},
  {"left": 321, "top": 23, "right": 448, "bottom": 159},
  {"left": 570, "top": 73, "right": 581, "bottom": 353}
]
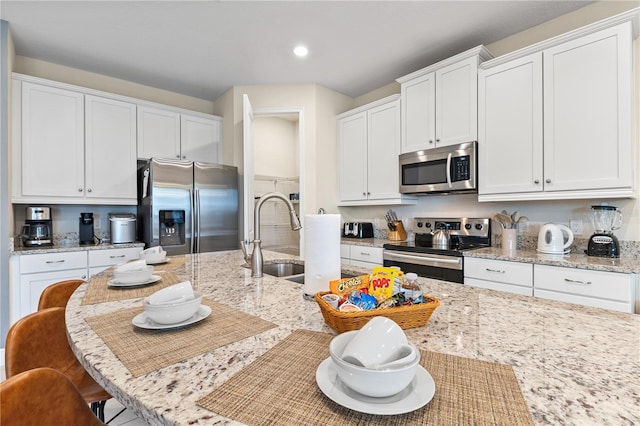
[{"left": 342, "top": 222, "right": 374, "bottom": 239}]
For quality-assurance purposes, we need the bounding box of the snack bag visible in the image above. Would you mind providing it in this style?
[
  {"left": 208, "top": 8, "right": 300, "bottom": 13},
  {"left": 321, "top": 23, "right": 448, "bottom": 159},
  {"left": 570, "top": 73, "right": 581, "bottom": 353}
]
[
  {"left": 368, "top": 266, "right": 397, "bottom": 301},
  {"left": 329, "top": 275, "right": 370, "bottom": 297}
]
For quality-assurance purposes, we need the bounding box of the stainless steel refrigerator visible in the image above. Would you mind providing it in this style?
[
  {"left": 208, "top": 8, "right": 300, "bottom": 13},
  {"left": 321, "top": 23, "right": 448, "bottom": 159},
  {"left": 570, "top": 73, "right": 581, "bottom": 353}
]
[{"left": 137, "top": 158, "right": 239, "bottom": 255}]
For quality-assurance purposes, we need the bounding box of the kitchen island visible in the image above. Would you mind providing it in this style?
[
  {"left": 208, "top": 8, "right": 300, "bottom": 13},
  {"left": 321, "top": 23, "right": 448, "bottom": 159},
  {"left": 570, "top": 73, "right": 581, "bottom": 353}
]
[{"left": 66, "top": 250, "right": 640, "bottom": 425}]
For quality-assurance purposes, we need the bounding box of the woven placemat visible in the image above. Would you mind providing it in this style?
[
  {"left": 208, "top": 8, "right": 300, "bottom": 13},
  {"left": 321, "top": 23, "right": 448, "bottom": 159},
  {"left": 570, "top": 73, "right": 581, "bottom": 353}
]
[
  {"left": 85, "top": 299, "right": 277, "bottom": 377},
  {"left": 81, "top": 271, "right": 184, "bottom": 305},
  {"left": 152, "top": 256, "right": 188, "bottom": 271},
  {"left": 197, "top": 330, "right": 533, "bottom": 426}
]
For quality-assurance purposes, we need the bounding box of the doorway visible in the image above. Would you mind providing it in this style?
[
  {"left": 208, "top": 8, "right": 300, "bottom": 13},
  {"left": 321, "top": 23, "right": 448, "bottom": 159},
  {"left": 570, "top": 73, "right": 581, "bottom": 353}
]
[{"left": 242, "top": 95, "right": 304, "bottom": 256}]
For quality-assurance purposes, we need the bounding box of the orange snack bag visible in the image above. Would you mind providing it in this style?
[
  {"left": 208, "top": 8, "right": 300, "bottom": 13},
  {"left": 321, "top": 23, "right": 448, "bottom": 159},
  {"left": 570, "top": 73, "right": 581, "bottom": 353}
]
[
  {"left": 368, "top": 266, "right": 397, "bottom": 300},
  {"left": 330, "top": 275, "right": 369, "bottom": 297}
]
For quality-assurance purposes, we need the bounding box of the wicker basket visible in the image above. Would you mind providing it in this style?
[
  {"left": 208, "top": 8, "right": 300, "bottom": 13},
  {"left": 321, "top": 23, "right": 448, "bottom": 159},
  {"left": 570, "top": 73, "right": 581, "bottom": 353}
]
[{"left": 314, "top": 291, "right": 441, "bottom": 333}]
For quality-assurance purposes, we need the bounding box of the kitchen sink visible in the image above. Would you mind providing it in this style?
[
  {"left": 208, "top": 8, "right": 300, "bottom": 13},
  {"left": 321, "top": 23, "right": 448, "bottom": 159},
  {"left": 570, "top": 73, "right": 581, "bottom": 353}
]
[
  {"left": 286, "top": 272, "right": 356, "bottom": 284},
  {"left": 262, "top": 262, "right": 304, "bottom": 277}
]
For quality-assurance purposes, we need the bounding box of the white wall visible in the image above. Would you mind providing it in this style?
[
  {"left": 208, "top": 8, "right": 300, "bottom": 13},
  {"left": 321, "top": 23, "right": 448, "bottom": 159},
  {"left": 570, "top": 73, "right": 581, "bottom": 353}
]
[{"left": 254, "top": 116, "right": 298, "bottom": 177}]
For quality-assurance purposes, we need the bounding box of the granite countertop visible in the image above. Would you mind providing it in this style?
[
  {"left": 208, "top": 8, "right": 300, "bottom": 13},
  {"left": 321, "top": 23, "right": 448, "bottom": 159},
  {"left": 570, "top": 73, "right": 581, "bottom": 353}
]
[
  {"left": 65, "top": 249, "right": 640, "bottom": 425},
  {"left": 465, "top": 247, "right": 640, "bottom": 274},
  {"left": 10, "top": 241, "right": 145, "bottom": 255}
]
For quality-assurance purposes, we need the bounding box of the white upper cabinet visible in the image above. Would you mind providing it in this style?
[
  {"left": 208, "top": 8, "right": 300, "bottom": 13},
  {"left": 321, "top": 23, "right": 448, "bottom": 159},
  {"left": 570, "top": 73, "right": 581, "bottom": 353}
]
[
  {"left": 478, "top": 14, "right": 636, "bottom": 201},
  {"left": 398, "top": 46, "right": 492, "bottom": 153},
  {"left": 181, "top": 114, "right": 222, "bottom": 164},
  {"left": 137, "top": 106, "right": 181, "bottom": 160},
  {"left": 337, "top": 95, "right": 416, "bottom": 206},
  {"left": 137, "top": 106, "right": 222, "bottom": 163},
  {"left": 19, "top": 82, "right": 85, "bottom": 198},
  {"left": 14, "top": 80, "right": 137, "bottom": 204},
  {"left": 85, "top": 95, "right": 137, "bottom": 201}
]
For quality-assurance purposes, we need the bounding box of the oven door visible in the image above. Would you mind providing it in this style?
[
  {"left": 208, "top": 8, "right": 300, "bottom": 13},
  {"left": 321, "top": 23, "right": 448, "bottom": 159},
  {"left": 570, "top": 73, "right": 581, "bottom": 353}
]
[
  {"left": 399, "top": 141, "right": 476, "bottom": 194},
  {"left": 383, "top": 249, "right": 464, "bottom": 284}
]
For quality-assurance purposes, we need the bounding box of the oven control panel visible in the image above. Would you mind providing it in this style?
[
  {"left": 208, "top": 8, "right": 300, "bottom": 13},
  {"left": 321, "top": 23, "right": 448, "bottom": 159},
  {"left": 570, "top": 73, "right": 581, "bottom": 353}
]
[{"left": 413, "top": 217, "right": 490, "bottom": 238}]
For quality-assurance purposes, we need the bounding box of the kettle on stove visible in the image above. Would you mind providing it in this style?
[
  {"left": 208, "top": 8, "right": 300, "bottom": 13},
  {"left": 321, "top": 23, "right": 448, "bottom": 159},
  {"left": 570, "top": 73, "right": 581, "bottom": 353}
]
[{"left": 537, "top": 223, "right": 574, "bottom": 254}]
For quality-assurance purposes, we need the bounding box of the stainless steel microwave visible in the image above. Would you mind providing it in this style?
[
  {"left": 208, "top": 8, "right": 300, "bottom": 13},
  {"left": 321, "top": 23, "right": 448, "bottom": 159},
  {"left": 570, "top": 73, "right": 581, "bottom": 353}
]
[{"left": 399, "top": 142, "right": 477, "bottom": 194}]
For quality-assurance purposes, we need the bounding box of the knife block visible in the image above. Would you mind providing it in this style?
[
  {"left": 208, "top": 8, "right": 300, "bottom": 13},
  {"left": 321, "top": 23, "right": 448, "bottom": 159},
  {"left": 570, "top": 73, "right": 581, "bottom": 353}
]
[{"left": 388, "top": 221, "right": 407, "bottom": 241}]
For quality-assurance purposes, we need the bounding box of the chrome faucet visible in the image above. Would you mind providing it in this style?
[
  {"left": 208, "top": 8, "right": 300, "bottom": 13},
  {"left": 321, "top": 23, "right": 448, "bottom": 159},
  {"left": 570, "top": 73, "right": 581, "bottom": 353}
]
[{"left": 241, "top": 192, "right": 302, "bottom": 277}]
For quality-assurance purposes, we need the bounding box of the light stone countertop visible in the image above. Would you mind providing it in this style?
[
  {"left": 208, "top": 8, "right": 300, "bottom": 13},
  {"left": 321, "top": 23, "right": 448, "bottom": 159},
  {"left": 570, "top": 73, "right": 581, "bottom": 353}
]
[
  {"left": 10, "top": 241, "right": 145, "bottom": 255},
  {"left": 66, "top": 250, "right": 640, "bottom": 425},
  {"left": 464, "top": 247, "right": 640, "bottom": 274}
]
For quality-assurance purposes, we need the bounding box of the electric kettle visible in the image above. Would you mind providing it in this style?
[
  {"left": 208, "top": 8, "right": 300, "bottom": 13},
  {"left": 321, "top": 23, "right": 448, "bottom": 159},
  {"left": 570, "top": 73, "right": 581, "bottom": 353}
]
[{"left": 537, "top": 223, "right": 574, "bottom": 254}]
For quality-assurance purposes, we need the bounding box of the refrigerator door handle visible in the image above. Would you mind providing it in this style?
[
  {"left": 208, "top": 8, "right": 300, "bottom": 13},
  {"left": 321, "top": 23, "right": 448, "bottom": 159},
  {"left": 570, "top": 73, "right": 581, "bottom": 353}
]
[
  {"left": 190, "top": 188, "right": 196, "bottom": 253},
  {"left": 195, "top": 188, "right": 201, "bottom": 253}
]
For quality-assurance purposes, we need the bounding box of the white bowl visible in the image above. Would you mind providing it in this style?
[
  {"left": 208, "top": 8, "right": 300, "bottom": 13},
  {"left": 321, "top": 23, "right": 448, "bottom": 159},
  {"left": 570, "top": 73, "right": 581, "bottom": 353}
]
[
  {"left": 342, "top": 317, "right": 408, "bottom": 368},
  {"left": 140, "top": 250, "right": 167, "bottom": 264},
  {"left": 143, "top": 291, "right": 202, "bottom": 324},
  {"left": 148, "top": 281, "right": 194, "bottom": 305},
  {"left": 329, "top": 330, "right": 420, "bottom": 397},
  {"left": 113, "top": 265, "right": 154, "bottom": 284}
]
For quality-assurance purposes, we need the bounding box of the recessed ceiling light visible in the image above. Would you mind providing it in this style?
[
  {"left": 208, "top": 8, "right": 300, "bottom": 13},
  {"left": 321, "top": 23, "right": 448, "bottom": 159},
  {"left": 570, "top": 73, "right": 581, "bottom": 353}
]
[{"left": 293, "top": 45, "right": 308, "bottom": 58}]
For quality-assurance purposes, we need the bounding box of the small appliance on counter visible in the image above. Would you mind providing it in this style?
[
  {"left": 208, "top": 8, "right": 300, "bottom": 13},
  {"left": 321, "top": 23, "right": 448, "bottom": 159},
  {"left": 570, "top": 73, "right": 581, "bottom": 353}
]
[
  {"left": 342, "top": 222, "right": 374, "bottom": 239},
  {"left": 537, "top": 223, "right": 574, "bottom": 255},
  {"left": 79, "top": 212, "right": 95, "bottom": 245},
  {"left": 587, "top": 204, "right": 622, "bottom": 258},
  {"left": 21, "top": 206, "right": 53, "bottom": 247},
  {"left": 109, "top": 213, "right": 137, "bottom": 244}
]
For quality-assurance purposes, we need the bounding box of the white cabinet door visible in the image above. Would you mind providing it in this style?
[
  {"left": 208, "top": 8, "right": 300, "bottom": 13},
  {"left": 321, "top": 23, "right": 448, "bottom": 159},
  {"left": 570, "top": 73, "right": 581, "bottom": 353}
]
[
  {"left": 367, "top": 99, "right": 401, "bottom": 200},
  {"left": 338, "top": 111, "right": 368, "bottom": 202},
  {"left": 478, "top": 53, "right": 543, "bottom": 196},
  {"left": 137, "top": 105, "right": 181, "bottom": 160},
  {"left": 181, "top": 114, "right": 222, "bottom": 163},
  {"left": 20, "top": 269, "right": 88, "bottom": 317},
  {"left": 543, "top": 23, "right": 633, "bottom": 193},
  {"left": 401, "top": 73, "right": 435, "bottom": 153},
  {"left": 85, "top": 95, "right": 137, "bottom": 201},
  {"left": 435, "top": 56, "right": 479, "bottom": 147},
  {"left": 20, "top": 81, "right": 84, "bottom": 198}
]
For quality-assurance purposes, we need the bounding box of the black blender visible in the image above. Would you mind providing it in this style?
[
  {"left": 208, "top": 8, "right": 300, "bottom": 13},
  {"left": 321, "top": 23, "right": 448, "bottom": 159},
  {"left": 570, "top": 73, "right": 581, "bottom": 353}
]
[{"left": 587, "top": 205, "right": 622, "bottom": 258}]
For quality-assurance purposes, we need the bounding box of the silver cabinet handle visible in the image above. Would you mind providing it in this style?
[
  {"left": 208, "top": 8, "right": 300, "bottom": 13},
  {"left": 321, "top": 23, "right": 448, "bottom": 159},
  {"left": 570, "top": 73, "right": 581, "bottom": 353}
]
[
  {"left": 109, "top": 254, "right": 126, "bottom": 259},
  {"left": 360, "top": 252, "right": 370, "bottom": 256},
  {"left": 485, "top": 268, "right": 505, "bottom": 273},
  {"left": 82, "top": 275, "right": 87, "bottom": 280},
  {"left": 436, "top": 138, "right": 440, "bottom": 143},
  {"left": 534, "top": 180, "right": 540, "bottom": 184},
  {"left": 78, "top": 188, "right": 83, "bottom": 192},
  {"left": 429, "top": 140, "right": 434, "bottom": 144},
  {"left": 546, "top": 179, "right": 551, "bottom": 183},
  {"left": 45, "top": 260, "right": 65, "bottom": 264},
  {"left": 564, "top": 278, "right": 592, "bottom": 285},
  {"left": 87, "top": 188, "right": 92, "bottom": 192}
]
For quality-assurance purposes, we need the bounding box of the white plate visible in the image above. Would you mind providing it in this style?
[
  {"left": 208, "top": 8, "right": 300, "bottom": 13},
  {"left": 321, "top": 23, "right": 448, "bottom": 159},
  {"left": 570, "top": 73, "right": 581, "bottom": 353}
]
[
  {"left": 132, "top": 305, "right": 212, "bottom": 330},
  {"left": 108, "top": 275, "right": 162, "bottom": 288},
  {"left": 536, "top": 248, "right": 570, "bottom": 255},
  {"left": 315, "top": 357, "right": 435, "bottom": 415},
  {"left": 145, "top": 259, "right": 168, "bottom": 265}
]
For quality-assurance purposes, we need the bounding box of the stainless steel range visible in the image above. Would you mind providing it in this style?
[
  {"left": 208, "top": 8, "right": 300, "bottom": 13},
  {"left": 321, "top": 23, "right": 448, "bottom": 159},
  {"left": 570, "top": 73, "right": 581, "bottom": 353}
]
[{"left": 383, "top": 217, "right": 491, "bottom": 283}]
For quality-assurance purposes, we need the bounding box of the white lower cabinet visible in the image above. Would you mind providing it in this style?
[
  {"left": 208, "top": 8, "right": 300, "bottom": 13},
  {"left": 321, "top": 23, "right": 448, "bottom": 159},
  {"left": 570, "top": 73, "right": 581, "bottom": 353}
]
[
  {"left": 464, "top": 258, "right": 533, "bottom": 296},
  {"left": 533, "top": 264, "right": 636, "bottom": 313},
  {"left": 341, "top": 244, "right": 383, "bottom": 269},
  {"left": 10, "top": 247, "right": 143, "bottom": 323}
]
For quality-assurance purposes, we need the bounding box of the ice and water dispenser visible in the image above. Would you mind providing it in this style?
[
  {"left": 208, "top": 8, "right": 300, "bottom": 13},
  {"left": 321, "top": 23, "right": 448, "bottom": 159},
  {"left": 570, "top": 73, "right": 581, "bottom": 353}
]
[{"left": 159, "top": 210, "right": 185, "bottom": 247}]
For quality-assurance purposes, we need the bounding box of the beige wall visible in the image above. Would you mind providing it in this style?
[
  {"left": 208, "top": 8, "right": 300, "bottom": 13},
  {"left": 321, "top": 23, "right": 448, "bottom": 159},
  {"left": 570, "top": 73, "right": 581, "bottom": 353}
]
[{"left": 13, "top": 56, "right": 214, "bottom": 114}]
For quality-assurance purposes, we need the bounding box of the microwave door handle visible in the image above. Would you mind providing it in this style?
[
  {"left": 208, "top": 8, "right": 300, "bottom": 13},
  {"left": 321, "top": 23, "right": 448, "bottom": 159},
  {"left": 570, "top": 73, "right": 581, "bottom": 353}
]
[{"left": 446, "top": 152, "right": 453, "bottom": 188}]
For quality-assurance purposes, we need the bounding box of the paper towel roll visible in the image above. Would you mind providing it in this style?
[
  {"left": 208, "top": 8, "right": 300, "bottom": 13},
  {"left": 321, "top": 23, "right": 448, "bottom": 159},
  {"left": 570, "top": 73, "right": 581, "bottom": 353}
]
[{"left": 304, "top": 214, "right": 341, "bottom": 296}]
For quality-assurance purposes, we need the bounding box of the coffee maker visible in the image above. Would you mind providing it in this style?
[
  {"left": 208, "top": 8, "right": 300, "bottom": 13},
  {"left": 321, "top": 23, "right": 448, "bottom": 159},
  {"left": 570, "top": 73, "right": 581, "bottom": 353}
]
[
  {"left": 587, "top": 205, "right": 622, "bottom": 258},
  {"left": 79, "top": 212, "right": 96, "bottom": 245},
  {"left": 21, "top": 206, "right": 53, "bottom": 247}
]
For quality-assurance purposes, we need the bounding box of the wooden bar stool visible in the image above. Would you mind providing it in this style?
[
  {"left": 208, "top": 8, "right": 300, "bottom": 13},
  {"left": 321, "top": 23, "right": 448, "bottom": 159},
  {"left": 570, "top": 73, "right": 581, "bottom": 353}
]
[
  {"left": 37, "top": 279, "right": 84, "bottom": 310},
  {"left": 0, "top": 367, "right": 106, "bottom": 426},
  {"left": 4, "top": 307, "right": 112, "bottom": 421}
]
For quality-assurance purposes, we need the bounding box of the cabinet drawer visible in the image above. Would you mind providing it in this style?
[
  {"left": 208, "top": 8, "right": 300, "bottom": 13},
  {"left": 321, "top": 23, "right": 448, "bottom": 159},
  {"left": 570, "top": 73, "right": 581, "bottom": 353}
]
[
  {"left": 534, "top": 265, "right": 633, "bottom": 303},
  {"left": 350, "top": 246, "right": 383, "bottom": 264},
  {"left": 89, "top": 247, "right": 141, "bottom": 267},
  {"left": 465, "top": 277, "right": 533, "bottom": 297},
  {"left": 19, "top": 251, "right": 88, "bottom": 274},
  {"left": 464, "top": 258, "right": 533, "bottom": 286},
  {"left": 534, "top": 289, "right": 633, "bottom": 313},
  {"left": 340, "top": 244, "right": 350, "bottom": 259}
]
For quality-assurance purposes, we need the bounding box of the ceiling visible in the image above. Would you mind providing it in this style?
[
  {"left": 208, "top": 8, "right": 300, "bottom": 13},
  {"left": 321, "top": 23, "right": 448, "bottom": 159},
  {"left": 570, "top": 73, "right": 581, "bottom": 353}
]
[{"left": 1, "top": 1, "right": 604, "bottom": 101}]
